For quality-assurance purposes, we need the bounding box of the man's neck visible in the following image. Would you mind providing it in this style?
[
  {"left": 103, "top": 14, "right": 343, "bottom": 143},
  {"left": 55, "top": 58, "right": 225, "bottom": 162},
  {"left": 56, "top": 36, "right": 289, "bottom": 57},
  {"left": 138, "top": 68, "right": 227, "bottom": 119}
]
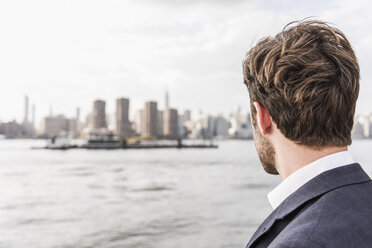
[{"left": 275, "top": 141, "right": 348, "bottom": 179}]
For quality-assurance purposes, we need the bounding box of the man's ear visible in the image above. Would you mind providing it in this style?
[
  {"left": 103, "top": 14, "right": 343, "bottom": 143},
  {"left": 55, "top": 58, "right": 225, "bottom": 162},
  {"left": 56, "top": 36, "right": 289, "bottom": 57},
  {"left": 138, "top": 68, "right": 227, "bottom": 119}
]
[{"left": 253, "top": 101, "right": 273, "bottom": 135}]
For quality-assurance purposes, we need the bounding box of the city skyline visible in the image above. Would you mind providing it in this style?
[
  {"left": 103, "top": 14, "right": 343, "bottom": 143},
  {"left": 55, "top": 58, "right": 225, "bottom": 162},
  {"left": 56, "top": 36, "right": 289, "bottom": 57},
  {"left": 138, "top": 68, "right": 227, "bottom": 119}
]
[
  {"left": 1, "top": 0, "right": 372, "bottom": 123},
  {"left": 0, "top": 89, "right": 256, "bottom": 139},
  {"left": 2, "top": 92, "right": 372, "bottom": 140},
  {"left": 3, "top": 92, "right": 372, "bottom": 129}
]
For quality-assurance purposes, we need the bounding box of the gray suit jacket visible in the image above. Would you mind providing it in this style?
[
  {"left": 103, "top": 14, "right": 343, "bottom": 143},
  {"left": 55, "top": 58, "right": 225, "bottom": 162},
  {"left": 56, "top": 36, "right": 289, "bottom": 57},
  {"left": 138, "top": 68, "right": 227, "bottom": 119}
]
[{"left": 246, "top": 163, "right": 372, "bottom": 248}]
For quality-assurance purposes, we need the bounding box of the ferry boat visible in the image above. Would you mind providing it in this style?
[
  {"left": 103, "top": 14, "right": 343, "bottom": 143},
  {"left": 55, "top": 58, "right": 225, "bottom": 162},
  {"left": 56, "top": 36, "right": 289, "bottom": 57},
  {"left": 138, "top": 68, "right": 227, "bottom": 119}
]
[{"left": 82, "top": 131, "right": 124, "bottom": 149}]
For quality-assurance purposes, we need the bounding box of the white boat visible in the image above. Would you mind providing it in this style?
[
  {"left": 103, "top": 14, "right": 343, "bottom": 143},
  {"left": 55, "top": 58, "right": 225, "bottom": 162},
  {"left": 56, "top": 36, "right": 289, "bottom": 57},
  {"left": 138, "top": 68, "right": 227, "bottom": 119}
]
[{"left": 46, "top": 131, "right": 75, "bottom": 150}]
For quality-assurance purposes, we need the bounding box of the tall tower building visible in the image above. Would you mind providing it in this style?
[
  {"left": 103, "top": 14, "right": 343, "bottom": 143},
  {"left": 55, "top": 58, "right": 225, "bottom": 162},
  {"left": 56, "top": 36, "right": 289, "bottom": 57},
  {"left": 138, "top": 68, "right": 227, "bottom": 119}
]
[
  {"left": 164, "top": 108, "right": 178, "bottom": 139},
  {"left": 143, "top": 101, "right": 158, "bottom": 137},
  {"left": 76, "top": 107, "right": 80, "bottom": 122},
  {"left": 93, "top": 100, "right": 106, "bottom": 129},
  {"left": 183, "top": 110, "right": 191, "bottom": 122},
  {"left": 134, "top": 109, "right": 144, "bottom": 136},
  {"left": 75, "top": 107, "right": 81, "bottom": 134},
  {"left": 157, "top": 110, "right": 164, "bottom": 137},
  {"left": 116, "top": 98, "right": 130, "bottom": 138},
  {"left": 23, "top": 95, "right": 29, "bottom": 124},
  {"left": 31, "top": 104, "right": 35, "bottom": 128},
  {"left": 164, "top": 88, "right": 169, "bottom": 109}
]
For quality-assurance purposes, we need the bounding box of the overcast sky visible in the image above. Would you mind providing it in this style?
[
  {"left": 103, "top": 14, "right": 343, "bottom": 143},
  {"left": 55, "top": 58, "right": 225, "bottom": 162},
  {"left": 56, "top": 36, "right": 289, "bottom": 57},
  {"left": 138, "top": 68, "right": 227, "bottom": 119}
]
[{"left": 0, "top": 0, "right": 371, "bottom": 125}]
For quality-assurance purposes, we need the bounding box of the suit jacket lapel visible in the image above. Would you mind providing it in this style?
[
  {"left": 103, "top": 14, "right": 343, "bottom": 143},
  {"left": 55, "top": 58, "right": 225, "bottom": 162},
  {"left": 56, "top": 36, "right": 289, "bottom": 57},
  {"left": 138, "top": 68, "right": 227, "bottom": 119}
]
[
  {"left": 245, "top": 203, "right": 283, "bottom": 248},
  {"left": 246, "top": 163, "right": 371, "bottom": 248}
]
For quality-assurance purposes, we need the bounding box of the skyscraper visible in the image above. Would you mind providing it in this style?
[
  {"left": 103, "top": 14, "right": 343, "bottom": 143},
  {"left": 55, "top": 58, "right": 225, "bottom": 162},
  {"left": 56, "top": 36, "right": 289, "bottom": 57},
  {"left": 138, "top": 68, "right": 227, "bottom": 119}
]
[
  {"left": 183, "top": 110, "right": 191, "bottom": 122},
  {"left": 164, "top": 88, "right": 169, "bottom": 109},
  {"left": 93, "top": 100, "right": 106, "bottom": 130},
  {"left": 143, "top": 101, "right": 158, "bottom": 137},
  {"left": 134, "top": 109, "right": 144, "bottom": 136},
  {"left": 22, "top": 95, "right": 34, "bottom": 137},
  {"left": 31, "top": 104, "right": 35, "bottom": 128},
  {"left": 76, "top": 107, "right": 80, "bottom": 123},
  {"left": 164, "top": 108, "right": 178, "bottom": 139},
  {"left": 116, "top": 98, "right": 130, "bottom": 139},
  {"left": 157, "top": 110, "right": 164, "bottom": 137},
  {"left": 23, "top": 95, "right": 29, "bottom": 125}
]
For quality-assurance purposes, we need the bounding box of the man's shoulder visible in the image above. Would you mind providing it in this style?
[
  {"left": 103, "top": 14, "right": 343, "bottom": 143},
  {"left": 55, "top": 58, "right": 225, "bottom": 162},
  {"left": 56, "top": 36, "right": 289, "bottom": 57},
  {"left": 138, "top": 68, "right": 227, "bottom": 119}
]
[
  {"left": 272, "top": 180, "right": 372, "bottom": 247},
  {"left": 323, "top": 179, "right": 372, "bottom": 209},
  {"left": 246, "top": 165, "right": 372, "bottom": 248}
]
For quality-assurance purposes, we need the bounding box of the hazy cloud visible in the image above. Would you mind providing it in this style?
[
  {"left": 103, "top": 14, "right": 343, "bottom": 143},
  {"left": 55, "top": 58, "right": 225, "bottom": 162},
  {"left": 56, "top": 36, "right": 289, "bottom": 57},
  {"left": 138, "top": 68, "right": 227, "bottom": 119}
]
[{"left": 0, "top": 0, "right": 371, "bottom": 124}]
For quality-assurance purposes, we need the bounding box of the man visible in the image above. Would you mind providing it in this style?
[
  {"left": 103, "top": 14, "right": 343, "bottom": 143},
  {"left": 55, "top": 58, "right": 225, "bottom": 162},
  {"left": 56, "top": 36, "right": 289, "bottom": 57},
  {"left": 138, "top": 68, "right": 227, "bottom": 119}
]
[{"left": 243, "top": 20, "right": 372, "bottom": 248}]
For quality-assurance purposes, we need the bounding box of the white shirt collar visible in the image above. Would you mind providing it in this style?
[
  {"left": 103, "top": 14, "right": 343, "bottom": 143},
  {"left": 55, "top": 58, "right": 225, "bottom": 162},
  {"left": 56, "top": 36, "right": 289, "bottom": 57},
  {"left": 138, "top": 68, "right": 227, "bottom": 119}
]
[{"left": 267, "top": 150, "right": 355, "bottom": 210}]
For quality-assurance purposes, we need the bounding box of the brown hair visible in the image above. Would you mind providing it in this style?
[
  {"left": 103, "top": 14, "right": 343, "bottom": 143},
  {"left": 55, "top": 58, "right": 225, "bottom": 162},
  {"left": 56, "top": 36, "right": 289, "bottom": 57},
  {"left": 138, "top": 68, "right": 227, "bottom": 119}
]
[{"left": 243, "top": 20, "right": 360, "bottom": 148}]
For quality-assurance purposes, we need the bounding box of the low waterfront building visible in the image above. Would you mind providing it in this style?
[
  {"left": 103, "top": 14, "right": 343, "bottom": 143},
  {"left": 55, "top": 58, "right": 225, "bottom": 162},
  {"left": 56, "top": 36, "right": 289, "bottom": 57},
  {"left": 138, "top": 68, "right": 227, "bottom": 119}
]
[
  {"left": 39, "top": 115, "right": 77, "bottom": 138},
  {"left": 0, "top": 120, "right": 24, "bottom": 138}
]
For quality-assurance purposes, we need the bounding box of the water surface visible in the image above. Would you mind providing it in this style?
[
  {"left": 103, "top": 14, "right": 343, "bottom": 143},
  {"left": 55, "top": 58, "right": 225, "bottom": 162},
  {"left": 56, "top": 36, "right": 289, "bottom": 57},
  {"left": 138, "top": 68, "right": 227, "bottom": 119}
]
[{"left": 0, "top": 139, "right": 371, "bottom": 248}]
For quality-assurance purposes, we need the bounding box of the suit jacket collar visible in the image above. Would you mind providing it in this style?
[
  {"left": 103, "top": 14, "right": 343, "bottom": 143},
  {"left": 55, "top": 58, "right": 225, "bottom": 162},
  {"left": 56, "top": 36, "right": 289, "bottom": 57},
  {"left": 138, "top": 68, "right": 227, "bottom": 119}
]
[{"left": 246, "top": 163, "right": 371, "bottom": 248}]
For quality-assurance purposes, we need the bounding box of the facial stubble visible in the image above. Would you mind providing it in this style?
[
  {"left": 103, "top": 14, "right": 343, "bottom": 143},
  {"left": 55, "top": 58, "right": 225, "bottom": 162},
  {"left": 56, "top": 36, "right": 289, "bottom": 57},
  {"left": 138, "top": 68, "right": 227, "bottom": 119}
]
[{"left": 251, "top": 112, "right": 279, "bottom": 175}]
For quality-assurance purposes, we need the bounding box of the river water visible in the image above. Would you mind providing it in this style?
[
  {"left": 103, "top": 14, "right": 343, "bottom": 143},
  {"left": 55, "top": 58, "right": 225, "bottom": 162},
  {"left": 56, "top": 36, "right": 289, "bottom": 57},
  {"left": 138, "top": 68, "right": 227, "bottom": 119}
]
[{"left": 0, "top": 139, "right": 371, "bottom": 248}]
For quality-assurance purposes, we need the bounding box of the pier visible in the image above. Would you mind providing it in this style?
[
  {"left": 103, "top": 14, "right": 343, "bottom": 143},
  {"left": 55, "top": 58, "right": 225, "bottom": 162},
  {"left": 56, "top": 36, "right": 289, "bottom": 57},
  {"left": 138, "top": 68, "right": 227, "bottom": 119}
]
[{"left": 35, "top": 137, "right": 218, "bottom": 150}]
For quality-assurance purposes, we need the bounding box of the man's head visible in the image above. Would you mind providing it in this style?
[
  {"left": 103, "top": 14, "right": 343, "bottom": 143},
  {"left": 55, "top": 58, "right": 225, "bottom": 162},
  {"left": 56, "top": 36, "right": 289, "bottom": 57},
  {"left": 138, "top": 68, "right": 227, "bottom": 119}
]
[{"left": 243, "top": 20, "right": 360, "bottom": 174}]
